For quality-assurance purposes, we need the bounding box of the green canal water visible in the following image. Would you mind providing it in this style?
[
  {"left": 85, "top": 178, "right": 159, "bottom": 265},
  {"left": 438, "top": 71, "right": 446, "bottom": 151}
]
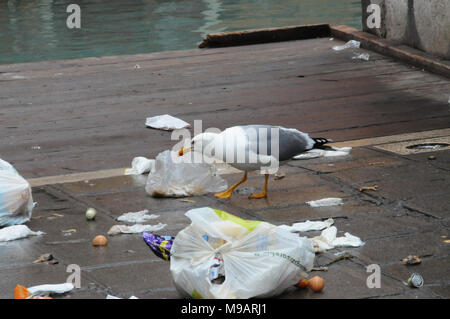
[{"left": 0, "top": 0, "right": 361, "bottom": 65}]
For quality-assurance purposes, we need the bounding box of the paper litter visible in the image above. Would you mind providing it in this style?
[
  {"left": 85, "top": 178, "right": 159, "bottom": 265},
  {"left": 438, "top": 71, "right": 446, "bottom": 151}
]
[
  {"left": 310, "top": 226, "right": 364, "bottom": 253},
  {"left": 0, "top": 225, "right": 44, "bottom": 242},
  {"left": 107, "top": 223, "right": 167, "bottom": 236},
  {"left": 307, "top": 198, "right": 343, "bottom": 207},
  {"left": 145, "top": 114, "right": 190, "bottom": 131},
  {"left": 292, "top": 146, "right": 352, "bottom": 159},
  {"left": 278, "top": 218, "right": 334, "bottom": 233},
  {"left": 116, "top": 209, "right": 159, "bottom": 223}
]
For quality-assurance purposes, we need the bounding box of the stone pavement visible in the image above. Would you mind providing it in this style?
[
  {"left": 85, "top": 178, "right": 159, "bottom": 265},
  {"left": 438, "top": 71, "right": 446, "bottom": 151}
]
[
  {"left": 0, "top": 35, "right": 449, "bottom": 299},
  {"left": 1, "top": 143, "right": 448, "bottom": 299}
]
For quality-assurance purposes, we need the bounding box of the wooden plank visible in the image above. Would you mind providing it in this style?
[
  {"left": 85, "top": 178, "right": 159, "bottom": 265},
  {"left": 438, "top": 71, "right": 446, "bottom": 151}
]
[{"left": 199, "top": 24, "right": 331, "bottom": 48}]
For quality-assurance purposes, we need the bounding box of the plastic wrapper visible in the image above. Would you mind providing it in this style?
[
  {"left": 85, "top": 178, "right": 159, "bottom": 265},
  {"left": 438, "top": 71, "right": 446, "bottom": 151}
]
[
  {"left": 0, "top": 159, "right": 35, "bottom": 227},
  {"left": 125, "top": 157, "right": 155, "bottom": 175},
  {"left": 0, "top": 225, "right": 44, "bottom": 242},
  {"left": 143, "top": 233, "right": 175, "bottom": 261},
  {"left": 145, "top": 150, "right": 227, "bottom": 197},
  {"left": 170, "top": 207, "right": 315, "bottom": 299},
  {"left": 145, "top": 114, "right": 190, "bottom": 131}
]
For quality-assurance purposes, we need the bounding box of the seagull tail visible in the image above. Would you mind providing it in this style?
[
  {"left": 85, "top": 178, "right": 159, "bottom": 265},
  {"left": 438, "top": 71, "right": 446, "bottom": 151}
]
[{"left": 312, "top": 137, "right": 333, "bottom": 149}]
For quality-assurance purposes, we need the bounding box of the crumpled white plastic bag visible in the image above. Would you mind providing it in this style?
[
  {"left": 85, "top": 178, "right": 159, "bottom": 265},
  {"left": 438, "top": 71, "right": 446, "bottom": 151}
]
[
  {"left": 145, "top": 150, "right": 228, "bottom": 197},
  {"left": 145, "top": 114, "right": 190, "bottom": 131},
  {"left": 125, "top": 157, "right": 155, "bottom": 175},
  {"left": 0, "top": 225, "right": 44, "bottom": 242},
  {"left": 292, "top": 147, "right": 352, "bottom": 160},
  {"left": 116, "top": 209, "right": 159, "bottom": 223},
  {"left": 170, "top": 207, "right": 315, "bottom": 299},
  {"left": 332, "top": 40, "right": 360, "bottom": 51},
  {"left": 0, "top": 159, "right": 35, "bottom": 227},
  {"left": 27, "top": 283, "right": 74, "bottom": 296}
]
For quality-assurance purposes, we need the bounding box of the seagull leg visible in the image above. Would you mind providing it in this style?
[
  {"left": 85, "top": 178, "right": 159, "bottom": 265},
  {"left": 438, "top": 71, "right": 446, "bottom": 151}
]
[
  {"left": 214, "top": 171, "right": 248, "bottom": 199},
  {"left": 249, "top": 174, "right": 269, "bottom": 199}
]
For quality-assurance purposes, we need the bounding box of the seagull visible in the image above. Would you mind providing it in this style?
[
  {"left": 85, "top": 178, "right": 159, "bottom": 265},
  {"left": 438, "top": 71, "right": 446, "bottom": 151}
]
[{"left": 178, "top": 125, "right": 332, "bottom": 199}]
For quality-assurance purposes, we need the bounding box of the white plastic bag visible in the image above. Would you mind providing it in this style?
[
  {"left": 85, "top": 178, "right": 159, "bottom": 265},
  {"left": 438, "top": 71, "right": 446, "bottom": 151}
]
[
  {"left": 170, "top": 207, "right": 315, "bottom": 299},
  {"left": 145, "top": 151, "right": 227, "bottom": 197},
  {"left": 125, "top": 157, "right": 155, "bottom": 175},
  {"left": 145, "top": 114, "right": 191, "bottom": 131},
  {"left": 0, "top": 159, "right": 34, "bottom": 227}
]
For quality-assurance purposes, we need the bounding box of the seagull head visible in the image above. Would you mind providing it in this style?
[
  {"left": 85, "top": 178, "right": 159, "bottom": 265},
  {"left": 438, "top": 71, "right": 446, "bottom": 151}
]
[{"left": 178, "top": 132, "right": 218, "bottom": 156}]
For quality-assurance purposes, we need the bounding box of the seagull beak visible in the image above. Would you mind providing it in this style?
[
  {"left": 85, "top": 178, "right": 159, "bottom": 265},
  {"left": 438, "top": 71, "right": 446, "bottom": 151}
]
[{"left": 178, "top": 147, "right": 191, "bottom": 156}]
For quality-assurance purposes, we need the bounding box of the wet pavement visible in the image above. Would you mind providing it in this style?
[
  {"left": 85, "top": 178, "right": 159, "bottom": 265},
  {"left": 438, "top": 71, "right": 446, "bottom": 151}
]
[
  {"left": 1, "top": 144, "right": 449, "bottom": 299},
  {"left": 0, "top": 36, "right": 449, "bottom": 299}
]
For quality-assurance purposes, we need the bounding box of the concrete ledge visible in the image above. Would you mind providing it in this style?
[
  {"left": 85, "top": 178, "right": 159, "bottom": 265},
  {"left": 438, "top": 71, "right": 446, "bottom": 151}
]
[
  {"left": 331, "top": 25, "right": 450, "bottom": 79},
  {"left": 198, "top": 24, "right": 331, "bottom": 48}
]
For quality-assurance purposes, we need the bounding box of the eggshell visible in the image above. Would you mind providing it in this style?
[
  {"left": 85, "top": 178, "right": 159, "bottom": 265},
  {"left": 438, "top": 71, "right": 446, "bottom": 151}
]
[
  {"left": 92, "top": 235, "right": 108, "bottom": 246},
  {"left": 308, "top": 276, "right": 324, "bottom": 292},
  {"left": 296, "top": 278, "right": 309, "bottom": 288}
]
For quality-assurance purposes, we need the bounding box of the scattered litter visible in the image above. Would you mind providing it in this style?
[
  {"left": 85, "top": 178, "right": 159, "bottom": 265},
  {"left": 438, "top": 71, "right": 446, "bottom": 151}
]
[
  {"left": 92, "top": 235, "right": 108, "bottom": 246},
  {"left": 106, "top": 294, "right": 139, "bottom": 299},
  {"left": 360, "top": 185, "right": 378, "bottom": 192},
  {"left": 428, "top": 155, "right": 436, "bottom": 160},
  {"left": 31, "top": 146, "right": 41, "bottom": 150},
  {"left": 145, "top": 114, "right": 191, "bottom": 131},
  {"left": 0, "top": 158, "right": 35, "bottom": 227},
  {"left": 402, "top": 255, "right": 421, "bottom": 265},
  {"left": 274, "top": 172, "right": 286, "bottom": 180},
  {"left": 308, "top": 275, "right": 324, "bottom": 292},
  {"left": 278, "top": 218, "right": 334, "bottom": 233},
  {"left": 332, "top": 40, "right": 360, "bottom": 51},
  {"left": 116, "top": 209, "right": 159, "bottom": 223},
  {"left": 323, "top": 252, "right": 354, "bottom": 266},
  {"left": 310, "top": 227, "right": 364, "bottom": 253},
  {"left": 86, "top": 208, "right": 97, "bottom": 220},
  {"left": 61, "top": 229, "right": 76, "bottom": 237},
  {"left": 27, "top": 283, "right": 74, "bottom": 296},
  {"left": 134, "top": 64, "right": 141, "bottom": 69},
  {"left": 443, "top": 239, "right": 450, "bottom": 244},
  {"left": 143, "top": 233, "right": 175, "bottom": 261},
  {"left": 107, "top": 223, "right": 166, "bottom": 236},
  {"left": 0, "top": 225, "right": 44, "bottom": 242},
  {"left": 307, "top": 198, "right": 343, "bottom": 207},
  {"left": 145, "top": 150, "right": 228, "bottom": 197},
  {"left": 125, "top": 157, "right": 155, "bottom": 175},
  {"left": 33, "top": 253, "right": 54, "bottom": 264},
  {"left": 311, "top": 267, "right": 328, "bottom": 272},
  {"left": 407, "top": 273, "right": 424, "bottom": 288},
  {"left": 296, "top": 278, "right": 309, "bottom": 288},
  {"left": 62, "top": 229, "right": 76, "bottom": 233},
  {"left": 170, "top": 207, "right": 315, "bottom": 299},
  {"left": 180, "top": 199, "right": 196, "bottom": 203},
  {"left": 352, "top": 53, "right": 370, "bottom": 61},
  {"left": 329, "top": 38, "right": 334, "bottom": 41},
  {"left": 292, "top": 146, "right": 351, "bottom": 159},
  {"left": 52, "top": 213, "right": 64, "bottom": 217}
]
